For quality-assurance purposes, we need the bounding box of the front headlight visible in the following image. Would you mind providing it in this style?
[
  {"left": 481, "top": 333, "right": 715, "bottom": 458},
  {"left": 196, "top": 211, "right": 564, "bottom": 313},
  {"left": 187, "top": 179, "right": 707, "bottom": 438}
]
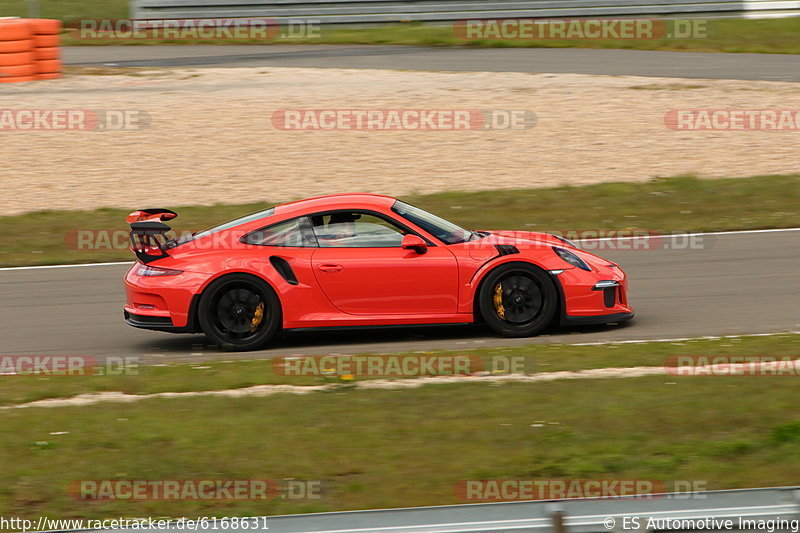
[
  {"left": 550, "top": 234, "right": 578, "bottom": 248},
  {"left": 552, "top": 247, "right": 591, "bottom": 271}
]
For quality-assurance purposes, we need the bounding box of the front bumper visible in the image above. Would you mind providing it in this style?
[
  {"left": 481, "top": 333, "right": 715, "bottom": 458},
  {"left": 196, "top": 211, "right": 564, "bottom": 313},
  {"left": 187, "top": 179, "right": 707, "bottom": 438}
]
[{"left": 549, "top": 264, "right": 634, "bottom": 326}]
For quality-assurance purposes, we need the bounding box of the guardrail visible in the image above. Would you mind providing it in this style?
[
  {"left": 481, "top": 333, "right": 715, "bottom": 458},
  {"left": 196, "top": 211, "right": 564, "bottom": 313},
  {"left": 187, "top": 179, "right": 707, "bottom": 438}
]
[
  {"left": 131, "top": 0, "right": 800, "bottom": 24},
  {"left": 70, "top": 486, "right": 800, "bottom": 533}
]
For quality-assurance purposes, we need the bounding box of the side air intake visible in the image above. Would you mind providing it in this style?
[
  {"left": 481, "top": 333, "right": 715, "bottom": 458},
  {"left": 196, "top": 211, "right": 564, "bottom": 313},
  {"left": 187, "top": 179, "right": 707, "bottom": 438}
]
[
  {"left": 270, "top": 256, "right": 299, "bottom": 285},
  {"left": 494, "top": 245, "right": 520, "bottom": 256}
]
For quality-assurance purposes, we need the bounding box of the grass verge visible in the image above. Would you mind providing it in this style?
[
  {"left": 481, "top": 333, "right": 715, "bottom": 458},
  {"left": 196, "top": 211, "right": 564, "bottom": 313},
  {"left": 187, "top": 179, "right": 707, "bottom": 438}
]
[
  {"left": 1, "top": 333, "right": 797, "bottom": 408},
  {"left": 0, "top": 0, "right": 129, "bottom": 22},
  {"left": 1, "top": 174, "right": 797, "bottom": 267},
  {"left": 1, "top": 1, "right": 799, "bottom": 53},
  {"left": 3, "top": 371, "right": 800, "bottom": 517}
]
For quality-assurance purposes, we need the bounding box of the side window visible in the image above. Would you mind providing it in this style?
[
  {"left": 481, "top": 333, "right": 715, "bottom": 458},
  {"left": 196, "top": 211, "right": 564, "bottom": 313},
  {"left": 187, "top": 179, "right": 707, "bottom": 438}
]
[
  {"left": 243, "top": 217, "right": 317, "bottom": 247},
  {"left": 310, "top": 212, "right": 407, "bottom": 248}
]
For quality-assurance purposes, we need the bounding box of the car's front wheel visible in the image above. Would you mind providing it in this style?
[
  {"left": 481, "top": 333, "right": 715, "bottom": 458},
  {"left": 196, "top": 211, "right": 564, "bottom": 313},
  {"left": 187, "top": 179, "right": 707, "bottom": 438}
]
[
  {"left": 198, "top": 274, "right": 281, "bottom": 351},
  {"left": 478, "top": 263, "right": 558, "bottom": 337}
]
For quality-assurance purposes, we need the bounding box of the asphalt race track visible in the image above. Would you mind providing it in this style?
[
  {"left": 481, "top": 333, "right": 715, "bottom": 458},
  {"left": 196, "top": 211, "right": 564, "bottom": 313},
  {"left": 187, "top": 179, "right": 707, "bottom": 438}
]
[
  {"left": 12, "top": 46, "right": 800, "bottom": 365},
  {"left": 1, "top": 231, "right": 798, "bottom": 365},
  {"left": 64, "top": 45, "right": 800, "bottom": 82}
]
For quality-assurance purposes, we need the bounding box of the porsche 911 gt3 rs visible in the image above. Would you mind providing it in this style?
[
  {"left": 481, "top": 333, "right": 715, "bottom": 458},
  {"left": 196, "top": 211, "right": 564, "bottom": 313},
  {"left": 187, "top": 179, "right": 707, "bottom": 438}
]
[{"left": 124, "top": 194, "right": 633, "bottom": 350}]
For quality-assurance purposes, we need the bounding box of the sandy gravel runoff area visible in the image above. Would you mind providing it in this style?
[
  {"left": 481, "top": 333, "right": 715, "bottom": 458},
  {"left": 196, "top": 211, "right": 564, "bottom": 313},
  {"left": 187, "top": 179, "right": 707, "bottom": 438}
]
[{"left": 1, "top": 66, "right": 799, "bottom": 215}]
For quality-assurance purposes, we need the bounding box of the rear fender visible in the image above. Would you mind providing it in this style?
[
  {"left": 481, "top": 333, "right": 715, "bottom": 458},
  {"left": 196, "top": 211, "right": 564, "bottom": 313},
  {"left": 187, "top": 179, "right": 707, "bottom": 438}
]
[{"left": 192, "top": 250, "right": 339, "bottom": 328}]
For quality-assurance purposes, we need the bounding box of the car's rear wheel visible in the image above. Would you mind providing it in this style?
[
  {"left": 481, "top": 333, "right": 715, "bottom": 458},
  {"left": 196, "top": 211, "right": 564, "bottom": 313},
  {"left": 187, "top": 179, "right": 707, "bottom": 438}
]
[
  {"left": 478, "top": 263, "right": 558, "bottom": 337},
  {"left": 198, "top": 274, "right": 281, "bottom": 351}
]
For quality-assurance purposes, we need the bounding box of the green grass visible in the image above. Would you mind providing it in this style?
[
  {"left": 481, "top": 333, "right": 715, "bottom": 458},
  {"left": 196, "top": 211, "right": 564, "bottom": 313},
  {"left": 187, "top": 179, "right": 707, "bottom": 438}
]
[
  {"left": 0, "top": 0, "right": 129, "bottom": 22},
  {"left": 54, "top": 18, "right": 800, "bottom": 54},
  {"left": 61, "top": 18, "right": 800, "bottom": 55},
  {"left": 1, "top": 329, "right": 797, "bottom": 518},
  {"left": 267, "top": 18, "right": 800, "bottom": 55},
  {"left": 1, "top": 1, "right": 799, "bottom": 54},
  {"left": 56, "top": 18, "right": 800, "bottom": 55},
  {"left": 1, "top": 174, "right": 797, "bottom": 267},
  {"left": 2, "top": 333, "right": 797, "bottom": 408},
  {"left": 4, "top": 374, "right": 800, "bottom": 518}
]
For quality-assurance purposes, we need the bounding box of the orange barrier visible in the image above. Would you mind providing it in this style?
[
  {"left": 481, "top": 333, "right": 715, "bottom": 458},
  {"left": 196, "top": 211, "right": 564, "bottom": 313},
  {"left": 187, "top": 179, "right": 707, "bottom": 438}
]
[
  {"left": 0, "top": 51, "right": 34, "bottom": 66},
  {"left": 0, "top": 18, "right": 62, "bottom": 83},
  {"left": 34, "top": 46, "right": 60, "bottom": 60},
  {"left": 0, "top": 19, "right": 31, "bottom": 40},
  {"left": 0, "top": 39, "right": 33, "bottom": 53},
  {"left": 32, "top": 33, "right": 60, "bottom": 47},
  {"left": 36, "top": 58, "right": 62, "bottom": 75},
  {"left": 0, "top": 63, "right": 36, "bottom": 77},
  {"left": 28, "top": 18, "right": 61, "bottom": 35}
]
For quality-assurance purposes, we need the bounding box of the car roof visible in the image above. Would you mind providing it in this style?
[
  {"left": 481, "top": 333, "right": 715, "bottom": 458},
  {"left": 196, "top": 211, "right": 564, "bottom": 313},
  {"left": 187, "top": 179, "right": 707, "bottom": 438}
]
[
  {"left": 275, "top": 193, "right": 397, "bottom": 217},
  {"left": 204, "top": 194, "right": 401, "bottom": 238}
]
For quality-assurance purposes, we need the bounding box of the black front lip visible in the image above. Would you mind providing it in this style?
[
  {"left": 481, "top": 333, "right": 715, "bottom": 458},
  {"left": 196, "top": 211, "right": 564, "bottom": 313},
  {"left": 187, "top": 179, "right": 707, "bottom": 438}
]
[{"left": 560, "top": 311, "right": 635, "bottom": 326}]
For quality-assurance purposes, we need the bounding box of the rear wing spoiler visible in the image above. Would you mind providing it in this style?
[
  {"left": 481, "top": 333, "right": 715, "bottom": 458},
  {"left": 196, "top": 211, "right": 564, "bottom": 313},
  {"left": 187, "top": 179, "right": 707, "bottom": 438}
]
[{"left": 126, "top": 209, "right": 177, "bottom": 264}]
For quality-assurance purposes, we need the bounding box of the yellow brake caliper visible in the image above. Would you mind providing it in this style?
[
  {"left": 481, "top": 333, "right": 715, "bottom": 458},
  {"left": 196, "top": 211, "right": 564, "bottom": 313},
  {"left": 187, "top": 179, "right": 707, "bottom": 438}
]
[
  {"left": 493, "top": 283, "right": 505, "bottom": 319},
  {"left": 250, "top": 302, "right": 265, "bottom": 332}
]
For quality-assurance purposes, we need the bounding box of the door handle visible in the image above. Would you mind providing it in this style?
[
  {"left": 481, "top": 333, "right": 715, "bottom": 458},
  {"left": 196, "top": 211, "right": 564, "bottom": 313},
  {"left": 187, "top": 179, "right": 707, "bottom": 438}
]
[{"left": 318, "top": 264, "right": 343, "bottom": 273}]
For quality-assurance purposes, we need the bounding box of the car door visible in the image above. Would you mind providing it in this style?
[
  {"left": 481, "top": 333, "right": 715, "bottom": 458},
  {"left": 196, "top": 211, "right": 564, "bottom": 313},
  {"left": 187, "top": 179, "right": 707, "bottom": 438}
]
[{"left": 309, "top": 211, "right": 459, "bottom": 315}]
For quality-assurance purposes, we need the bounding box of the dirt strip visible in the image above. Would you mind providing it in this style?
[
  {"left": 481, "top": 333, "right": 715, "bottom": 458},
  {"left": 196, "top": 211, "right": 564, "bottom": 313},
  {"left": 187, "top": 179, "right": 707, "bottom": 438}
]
[
  {"left": 7, "top": 358, "right": 800, "bottom": 410},
  {"left": 1, "top": 67, "right": 799, "bottom": 215}
]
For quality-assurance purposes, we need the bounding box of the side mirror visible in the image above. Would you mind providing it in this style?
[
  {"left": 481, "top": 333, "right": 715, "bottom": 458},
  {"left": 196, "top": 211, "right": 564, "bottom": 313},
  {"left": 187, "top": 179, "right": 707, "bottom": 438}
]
[{"left": 402, "top": 234, "right": 427, "bottom": 254}]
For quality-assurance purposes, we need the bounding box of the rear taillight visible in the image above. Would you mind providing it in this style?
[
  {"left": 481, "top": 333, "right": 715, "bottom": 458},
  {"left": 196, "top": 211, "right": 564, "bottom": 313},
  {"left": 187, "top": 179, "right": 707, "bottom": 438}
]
[{"left": 136, "top": 264, "right": 183, "bottom": 277}]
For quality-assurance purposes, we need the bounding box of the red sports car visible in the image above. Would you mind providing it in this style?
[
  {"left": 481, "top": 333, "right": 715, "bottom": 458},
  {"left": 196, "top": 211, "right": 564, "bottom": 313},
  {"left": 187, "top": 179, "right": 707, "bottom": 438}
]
[{"left": 124, "top": 194, "right": 633, "bottom": 350}]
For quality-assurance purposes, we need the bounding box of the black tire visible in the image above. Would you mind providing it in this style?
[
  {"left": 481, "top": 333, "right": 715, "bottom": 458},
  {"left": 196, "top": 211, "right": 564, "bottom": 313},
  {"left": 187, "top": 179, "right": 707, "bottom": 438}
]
[
  {"left": 478, "top": 262, "right": 558, "bottom": 337},
  {"left": 198, "top": 274, "right": 281, "bottom": 351}
]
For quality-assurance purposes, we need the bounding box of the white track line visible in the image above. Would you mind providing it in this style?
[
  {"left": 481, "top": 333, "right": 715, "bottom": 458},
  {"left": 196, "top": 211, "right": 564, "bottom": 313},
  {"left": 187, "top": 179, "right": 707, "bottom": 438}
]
[
  {"left": 0, "top": 261, "right": 131, "bottom": 272},
  {"left": 150, "top": 331, "right": 798, "bottom": 366},
  {"left": 571, "top": 226, "right": 800, "bottom": 243},
  {"left": 1, "top": 227, "right": 798, "bottom": 272},
  {"left": 568, "top": 331, "right": 800, "bottom": 346}
]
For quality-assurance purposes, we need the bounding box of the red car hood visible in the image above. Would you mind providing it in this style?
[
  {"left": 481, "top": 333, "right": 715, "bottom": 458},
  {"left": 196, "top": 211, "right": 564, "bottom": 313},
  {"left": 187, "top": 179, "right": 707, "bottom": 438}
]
[
  {"left": 481, "top": 230, "right": 617, "bottom": 268},
  {"left": 482, "top": 230, "right": 569, "bottom": 248}
]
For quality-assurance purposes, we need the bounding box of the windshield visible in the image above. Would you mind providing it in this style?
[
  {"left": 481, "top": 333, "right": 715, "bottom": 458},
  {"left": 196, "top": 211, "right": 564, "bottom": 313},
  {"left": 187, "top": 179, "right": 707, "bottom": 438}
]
[{"left": 391, "top": 200, "right": 476, "bottom": 244}]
